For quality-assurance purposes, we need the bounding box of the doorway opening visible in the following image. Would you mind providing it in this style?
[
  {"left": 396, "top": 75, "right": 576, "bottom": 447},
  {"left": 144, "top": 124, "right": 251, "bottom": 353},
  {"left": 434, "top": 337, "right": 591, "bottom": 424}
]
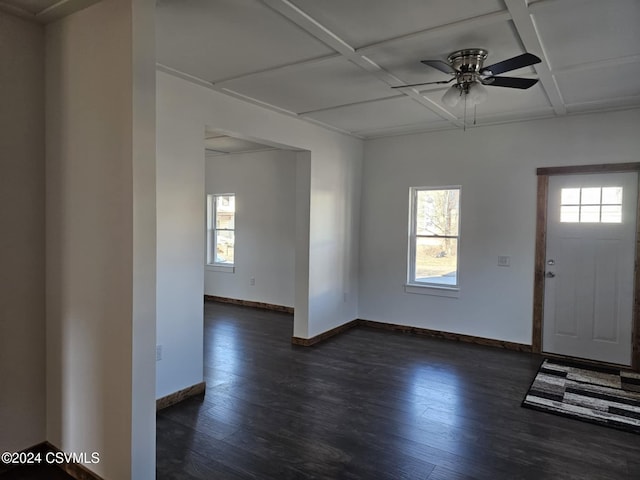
[{"left": 203, "top": 128, "right": 307, "bottom": 333}]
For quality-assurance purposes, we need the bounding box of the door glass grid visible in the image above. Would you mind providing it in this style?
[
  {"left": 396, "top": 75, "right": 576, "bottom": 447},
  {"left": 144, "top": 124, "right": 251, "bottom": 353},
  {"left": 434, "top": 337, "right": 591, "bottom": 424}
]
[{"left": 560, "top": 187, "right": 623, "bottom": 223}]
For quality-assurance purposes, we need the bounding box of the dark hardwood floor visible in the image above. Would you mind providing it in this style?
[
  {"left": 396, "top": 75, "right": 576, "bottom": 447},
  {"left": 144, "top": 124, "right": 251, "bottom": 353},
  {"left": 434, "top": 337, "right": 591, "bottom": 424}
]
[
  {"left": 3, "top": 301, "right": 637, "bottom": 479},
  {"left": 156, "top": 301, "right": 640, "bottom": 480}
]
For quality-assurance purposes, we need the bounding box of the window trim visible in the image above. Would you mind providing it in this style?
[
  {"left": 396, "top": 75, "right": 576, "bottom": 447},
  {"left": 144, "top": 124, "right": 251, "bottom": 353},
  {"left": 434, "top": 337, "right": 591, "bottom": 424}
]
[
  {"left": 207, "top": 193, "right": 236, "bottom": 268},
  {"left": 407, "top": 186, "right": 461, "bottom": 293}
]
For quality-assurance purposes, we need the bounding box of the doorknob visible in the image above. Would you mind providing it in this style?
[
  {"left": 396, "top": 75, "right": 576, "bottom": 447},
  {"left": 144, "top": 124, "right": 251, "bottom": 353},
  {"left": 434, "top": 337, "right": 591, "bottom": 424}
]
[
  {"left": 547, "top": 259, "right": 555, "bottom": 265},
  {"left": 545, "top": 271, "right": 556, "bottom": 278}
]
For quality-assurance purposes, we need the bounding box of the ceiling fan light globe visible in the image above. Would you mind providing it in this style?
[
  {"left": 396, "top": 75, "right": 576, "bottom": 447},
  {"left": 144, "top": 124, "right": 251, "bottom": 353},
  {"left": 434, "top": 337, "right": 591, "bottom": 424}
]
[
  {"left": 442, "top": 85, "right": 461, "bottom": 108},
  {"left": 467, "top": 82, "right": 488, "bottom": 105}
]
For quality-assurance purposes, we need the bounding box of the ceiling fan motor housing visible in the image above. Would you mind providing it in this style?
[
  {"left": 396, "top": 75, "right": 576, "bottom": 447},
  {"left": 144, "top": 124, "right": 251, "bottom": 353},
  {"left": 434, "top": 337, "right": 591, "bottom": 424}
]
[
  {"left": 447, "top": 48, "right": 488, "bottom": 73},
  {"left": 447, "top": 48, "right": 489, "bottom": 90}
]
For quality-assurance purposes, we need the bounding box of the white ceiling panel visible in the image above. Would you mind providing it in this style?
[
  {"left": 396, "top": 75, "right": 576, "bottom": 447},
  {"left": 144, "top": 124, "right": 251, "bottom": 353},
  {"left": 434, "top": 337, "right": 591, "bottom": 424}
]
[
  {"left": 304, "top": 96, "right": 445, "bottom": 133},
  {"left": 365, "top": 19, "right": 531, "bottom": 88},
  {"left": 219, "top": 57, "right": 396, "bottom": 113},
  {"left": 532, "top": 0, "right": 640, "bottom": 70},
  {"left": 155, "top": 0, "right": 334, "bottom": 82},
  {"left": 555, "top": 62, "right": 640, "bottom": 106},
  {"left": 288, "top": 0, "right": 505, "bottom": 49}
]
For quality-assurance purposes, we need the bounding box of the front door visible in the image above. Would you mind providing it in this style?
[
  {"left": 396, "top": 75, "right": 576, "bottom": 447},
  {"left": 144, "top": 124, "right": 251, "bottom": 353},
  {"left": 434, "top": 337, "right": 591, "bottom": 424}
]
[{"left": 543, "top": 172, "right": 637, "bottom": 365}]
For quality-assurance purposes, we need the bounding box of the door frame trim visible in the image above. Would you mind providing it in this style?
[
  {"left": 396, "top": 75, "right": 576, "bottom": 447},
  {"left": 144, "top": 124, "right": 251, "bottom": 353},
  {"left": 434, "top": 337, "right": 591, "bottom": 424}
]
[{"left": 532, "top": 162, "right": 640, "bottom": 370}]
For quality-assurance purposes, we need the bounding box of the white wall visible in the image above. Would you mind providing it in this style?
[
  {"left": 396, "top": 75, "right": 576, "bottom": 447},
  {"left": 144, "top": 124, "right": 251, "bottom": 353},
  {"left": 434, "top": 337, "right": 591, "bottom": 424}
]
[
  {"left": 359, "top": 109, "right": 640, "bottom": 345},
  {"left": 307, "top": 138, "right": 361, "bottom": 336},
  {"left": 45, "top": 1, "right": 156, "bottom": 479},
  {"left": 155, "top": 72, "right": 363, "bottom": 403},
  {"left": 205, "top": 150, "right": 296, "bottom": 307},
  {"left": 0, "top": 11, "right": 45, "bottom": 453},
  {"left": 156, "top": 87, "right": 205, "bottom": 399}
]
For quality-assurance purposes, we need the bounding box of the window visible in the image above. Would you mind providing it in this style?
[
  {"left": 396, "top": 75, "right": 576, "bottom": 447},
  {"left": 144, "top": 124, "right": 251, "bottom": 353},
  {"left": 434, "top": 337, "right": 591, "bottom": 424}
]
[
  {"left": 408, "top": 187, "right": 461, "bottom": 289},
  {"left": 560, "top": 187, "right": 622, "bottom": 223},
  {"left": 207, "top": 194, "right": 235, "bottom": 266}
]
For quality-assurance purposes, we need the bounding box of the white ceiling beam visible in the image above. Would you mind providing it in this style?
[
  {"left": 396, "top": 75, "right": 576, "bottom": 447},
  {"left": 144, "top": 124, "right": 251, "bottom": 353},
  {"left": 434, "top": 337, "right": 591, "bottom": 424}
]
[
  {"left": 259, "top": 0, "right": 462, "bottom": 127},
  {"left": 297, "top": 95, "right": 407, "bottom": 116},
  {"left": 357, "top": 10, "right": 512, "bottom": 54},
  {"left": 259, "top": 0, "right": 358, "bottom": 58},
  {"left": 219, "top": 87, "right": 308, "bottom": 116},
  {"left": 157, "top": 63, "right": 218, "bottom": 90},
  {"left": 527, "top": 0, "right": 571, "bottom": 14},
  {"left": 503, "top": 0, "right": 566, "bottom": 115},
  {"left": 218, "top": 87, "right": 364, "bottom": 138},
  {"left": 212, "top": 54, "right": 340, "bottom": 86},
  {"left": 565, "top": 95, "right": 640, "bottom": 113},
  {"left": 552, "top": 54, "right": 640, "bottom": 75}
]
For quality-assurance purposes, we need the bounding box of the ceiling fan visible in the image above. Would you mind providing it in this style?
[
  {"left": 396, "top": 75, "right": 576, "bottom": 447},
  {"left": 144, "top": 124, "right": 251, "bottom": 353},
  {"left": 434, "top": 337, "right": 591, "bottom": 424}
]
[{"left": 393, "top": 48, "right": 542, "bottom": 108}]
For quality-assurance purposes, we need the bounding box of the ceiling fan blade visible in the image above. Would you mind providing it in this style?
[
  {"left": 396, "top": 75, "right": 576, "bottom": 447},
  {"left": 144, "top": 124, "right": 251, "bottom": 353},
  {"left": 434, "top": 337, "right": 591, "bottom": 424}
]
[
  {"left": 391, "top": 78, "right": 454, "bottom": 89},
  {"left": 481, "top": 76, "right": 539, "bottom": 89},
  {"left": 420, "top": 60, "right": 455, "bottom": 74},
  {"left": 481, "top": 53, "right": 541, "bottom": 76}
]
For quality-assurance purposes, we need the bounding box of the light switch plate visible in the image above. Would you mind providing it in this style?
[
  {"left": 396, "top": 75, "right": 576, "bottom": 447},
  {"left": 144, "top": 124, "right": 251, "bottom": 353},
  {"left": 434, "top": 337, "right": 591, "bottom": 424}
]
[{"left": 498, "top": 255, "right": 511, "bottom": 267}]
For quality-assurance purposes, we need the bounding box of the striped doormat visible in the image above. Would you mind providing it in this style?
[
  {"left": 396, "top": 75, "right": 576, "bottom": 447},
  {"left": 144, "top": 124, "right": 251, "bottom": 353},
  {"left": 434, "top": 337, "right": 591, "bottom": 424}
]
[{"left": 522, "top": 358, "right": 640, "bottom": 434}]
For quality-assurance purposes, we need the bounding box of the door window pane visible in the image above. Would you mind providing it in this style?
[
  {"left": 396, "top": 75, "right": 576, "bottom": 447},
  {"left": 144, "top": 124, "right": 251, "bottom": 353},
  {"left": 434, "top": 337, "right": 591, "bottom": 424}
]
[
  {"left": 560, "top": 205, "right": 579, "bottom": 223},
  {"left": 580, "top": 205, "right": 600, "bottom": 222},
  {"left": 602, "top": 187, "right": 623, "bottom": 205},
  {"left": 581, "top": 188, "right": 601, "bottom": 204},
  {"left": 561, "top": 188, "right": 580, "bottom": 204},
  {"left": 601, "top": 205, "right": 622, "bottom": 223}
]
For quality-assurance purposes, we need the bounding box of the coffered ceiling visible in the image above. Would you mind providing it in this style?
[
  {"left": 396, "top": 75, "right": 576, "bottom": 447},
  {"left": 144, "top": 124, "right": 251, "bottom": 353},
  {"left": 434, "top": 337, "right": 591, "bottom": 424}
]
[
  {"left": 5, "top": 0, "right": 639, "bottom": 139},
  {"left": 157, "top": 0, "right": 640, "bottom": 138}
]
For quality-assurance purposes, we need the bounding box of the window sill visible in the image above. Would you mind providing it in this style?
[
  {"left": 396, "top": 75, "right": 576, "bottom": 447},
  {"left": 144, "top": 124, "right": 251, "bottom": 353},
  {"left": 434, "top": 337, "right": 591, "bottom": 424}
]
[
  {"left": 205, "top": 264, "right": 235, "bottom": 273},
  {"left": 404, "top": 284, "right": 459, "bottom": 298}
]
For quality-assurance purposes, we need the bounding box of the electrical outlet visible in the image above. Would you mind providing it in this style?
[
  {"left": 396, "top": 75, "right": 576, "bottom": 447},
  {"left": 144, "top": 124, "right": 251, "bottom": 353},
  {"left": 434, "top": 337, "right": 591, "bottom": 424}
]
[
  {"left": 250, "top": 277, "right": 255, "bottom": 286},
  {"left": 156, "top": 345, "right": 162, "bottom": 361},
  {"left": 498, "top": 255, "right": 511, "bottom": 267}
]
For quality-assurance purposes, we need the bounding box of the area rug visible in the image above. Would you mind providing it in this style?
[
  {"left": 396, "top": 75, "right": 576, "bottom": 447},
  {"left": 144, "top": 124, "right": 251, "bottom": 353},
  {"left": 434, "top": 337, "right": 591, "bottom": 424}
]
[{"left": 522, "top": 358, "right": 640, "bottom": 434}]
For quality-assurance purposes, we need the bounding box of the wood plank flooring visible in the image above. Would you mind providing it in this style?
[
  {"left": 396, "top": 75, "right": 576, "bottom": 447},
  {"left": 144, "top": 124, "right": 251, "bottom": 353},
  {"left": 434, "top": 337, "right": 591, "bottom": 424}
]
[{"left": 157, "top": 301, "right": 640, "bottom": 480}]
